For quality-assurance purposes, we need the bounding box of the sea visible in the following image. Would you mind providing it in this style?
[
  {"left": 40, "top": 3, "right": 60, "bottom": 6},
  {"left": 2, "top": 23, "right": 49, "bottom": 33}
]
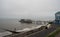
[{"left": 0, "top": 19, "right": 44, "bottom": 37}]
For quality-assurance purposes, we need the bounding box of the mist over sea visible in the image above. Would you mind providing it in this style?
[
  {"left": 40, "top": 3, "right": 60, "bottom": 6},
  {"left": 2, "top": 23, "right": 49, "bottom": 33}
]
[
  {"left": 0, "top": 19, "right": 40, "bottom": 33},
  {"left": 0, "top": 17, "right": 54, "bottom": 32}
]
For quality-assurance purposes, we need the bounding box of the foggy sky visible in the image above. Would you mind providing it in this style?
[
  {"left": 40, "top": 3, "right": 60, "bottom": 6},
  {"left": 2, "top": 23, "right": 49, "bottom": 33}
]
[{"left": 0, "top": 0, "right": 60, "bottom": 20}]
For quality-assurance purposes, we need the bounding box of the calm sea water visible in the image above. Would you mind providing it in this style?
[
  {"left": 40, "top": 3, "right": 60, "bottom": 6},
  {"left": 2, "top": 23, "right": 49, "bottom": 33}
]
[{"left": 0, "top": 19, "right": 39, "bottom": 33}]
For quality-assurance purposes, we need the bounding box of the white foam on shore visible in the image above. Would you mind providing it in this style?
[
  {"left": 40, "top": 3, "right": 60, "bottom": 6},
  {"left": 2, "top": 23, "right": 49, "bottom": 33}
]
[
  {"left": 0, "top": 25, "right": 46, "bottom": 37},
  {"left": 0, "top": 31, "right": 12, "bottom": 37},
  {"left": 16, "top": 25, "right": 45, "bottom": 32}
]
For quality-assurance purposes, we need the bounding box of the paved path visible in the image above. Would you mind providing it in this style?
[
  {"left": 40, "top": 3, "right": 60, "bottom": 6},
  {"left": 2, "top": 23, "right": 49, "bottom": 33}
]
[
  {"left": 55, "top": 32, "right": 60, "bottom": 37},
  {"left": 25, "top": 26, "right": 56, "bottom": 37}
]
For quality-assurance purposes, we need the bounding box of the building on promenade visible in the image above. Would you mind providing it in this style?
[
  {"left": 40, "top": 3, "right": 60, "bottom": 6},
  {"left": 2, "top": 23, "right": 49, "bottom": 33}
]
[{"left": 55, "top": 11, "right": 60, "bottom": 24}]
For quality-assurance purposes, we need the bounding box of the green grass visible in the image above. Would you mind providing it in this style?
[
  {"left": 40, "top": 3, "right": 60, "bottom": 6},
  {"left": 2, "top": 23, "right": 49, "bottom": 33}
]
[{"left": 47, "top": 27, "right": 60, "bottom": 37}]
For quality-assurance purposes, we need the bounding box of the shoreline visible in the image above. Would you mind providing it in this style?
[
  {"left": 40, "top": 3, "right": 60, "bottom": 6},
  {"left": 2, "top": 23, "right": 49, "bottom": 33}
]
[{"left": 2, "top": 25, "right": 46, "bottom": 36}]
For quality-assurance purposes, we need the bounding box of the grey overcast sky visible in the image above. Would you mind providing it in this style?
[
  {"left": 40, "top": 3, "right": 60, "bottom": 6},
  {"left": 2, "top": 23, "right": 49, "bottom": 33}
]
[{"left": 0, "top": 0, "right": 60, "bottom": 20}]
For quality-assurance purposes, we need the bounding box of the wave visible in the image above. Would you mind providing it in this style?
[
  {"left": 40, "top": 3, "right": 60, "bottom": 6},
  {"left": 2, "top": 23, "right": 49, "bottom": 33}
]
[
  {"left": 0, "top": 25, "right": 45, "bottom": 37},
  {"left": 0, "top": 31, "right": 11, "bottom": 37},
  {"left": 16, "top": 25, "right": 44, "bottom": 32}
]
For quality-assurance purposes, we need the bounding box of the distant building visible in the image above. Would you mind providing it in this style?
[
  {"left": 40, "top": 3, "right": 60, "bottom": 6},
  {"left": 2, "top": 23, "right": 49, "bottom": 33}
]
[
  {"left": 55, "top": 11, "right": 60, "bottom": 24},
  {"left": 19, "top": 19, "right": 32, "bottom": 24}
]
